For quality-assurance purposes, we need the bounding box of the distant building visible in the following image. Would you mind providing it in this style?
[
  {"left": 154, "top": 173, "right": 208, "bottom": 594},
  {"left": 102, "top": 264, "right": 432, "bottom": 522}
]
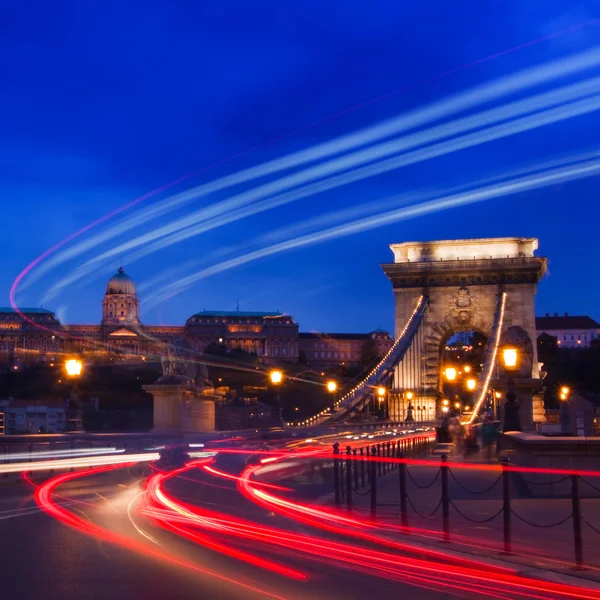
[
  {"left": 185, "top": 311, "right": 299, "bottom": 364},
  {"left": 0, "top": 268, "right": 299, "bottom": 366},
  {"left": 0, "top": 398, "right": 67, "bottom": 434},
  {"left": 536, "top": 313, "right": 600, "bottom": 348},
  {"left": 298, "top": 329, "right": 393, "bottom": 368}
]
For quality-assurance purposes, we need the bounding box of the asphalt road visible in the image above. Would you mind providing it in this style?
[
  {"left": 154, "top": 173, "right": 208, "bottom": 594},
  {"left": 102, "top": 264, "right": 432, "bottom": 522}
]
[{"left": 0, "top": 434, "right": 594, "bottom": 600}]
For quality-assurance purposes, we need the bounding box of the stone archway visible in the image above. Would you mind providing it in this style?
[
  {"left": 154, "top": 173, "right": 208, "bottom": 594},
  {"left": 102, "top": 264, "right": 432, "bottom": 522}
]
[{"left": 382, "top": 237, "right": 547, "bottom": 424}]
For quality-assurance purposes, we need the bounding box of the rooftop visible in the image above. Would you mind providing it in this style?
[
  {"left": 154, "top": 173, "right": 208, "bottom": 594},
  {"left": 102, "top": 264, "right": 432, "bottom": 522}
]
[
  {"left": 536, "top": 315, "right": 600, "bottom": 330},
  {"left": 0, "top": 307, "right": 54, "bottom": 315},
  {"left": 190, "top": 311, "right": 286, "bottom": 318},
  {"left": 299, "top": 331, "right": 390, "bottom": 340}
]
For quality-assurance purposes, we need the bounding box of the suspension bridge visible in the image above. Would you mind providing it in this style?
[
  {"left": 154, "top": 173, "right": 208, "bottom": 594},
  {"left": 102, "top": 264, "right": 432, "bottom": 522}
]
[{"left": 291, "top": 237, "right": 546, "bottom": 429}]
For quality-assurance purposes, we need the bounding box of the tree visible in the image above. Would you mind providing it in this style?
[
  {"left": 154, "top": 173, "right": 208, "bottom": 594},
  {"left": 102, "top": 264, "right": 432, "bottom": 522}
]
[
  {"left": 360, "top": 337, "right": 380, "bottom": 369},
  {"left": 537, "top": 332, "right": 558, "bottom": 360}
]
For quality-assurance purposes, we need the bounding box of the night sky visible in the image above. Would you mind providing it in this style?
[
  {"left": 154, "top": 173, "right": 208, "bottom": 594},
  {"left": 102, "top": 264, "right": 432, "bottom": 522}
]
[{"left": 2, "top": 1, "right": 599, "bottom": 333}]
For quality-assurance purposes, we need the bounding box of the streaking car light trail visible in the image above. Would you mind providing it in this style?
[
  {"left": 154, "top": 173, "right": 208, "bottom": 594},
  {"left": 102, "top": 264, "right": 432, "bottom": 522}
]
[
  {"left": 34, "top": 465, "right": 291, "bottom": 600},
  {"left": 0, "top": 452, "right": 159, "bottom": 474},
  {"left": 146, "top": 459, "right": 600, "bottom": 600},
  {"left": 3, "top": 447, "right": 123, "bottom": 461}
]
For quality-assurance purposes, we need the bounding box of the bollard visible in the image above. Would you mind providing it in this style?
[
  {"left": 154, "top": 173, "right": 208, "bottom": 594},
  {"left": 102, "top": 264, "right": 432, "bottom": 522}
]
[
  {"left": 502, "top": 458, "right": 512, "bottom": 554},
  {"left": 398, "top": 451, "right": 408, "bottom": 531},
  {"left": 441, "top": 454, "right": 450, "bottom": 542},
  {"left": 370, "top": 446, "right": 377, "bottom": 521},
  {"left": 360, "top": 447, "right": 365, "bottom": 488},
  {"left": 387, "top": 441, "right": 391, "bottom": 473},
  {"left": 571, "top": 474, "right": 584, "bottom": 569},
  {"left": 333, "top": 443, "right": 341, "bottom": 507},
  {"left": 353, "top": 448, "right": 359, "bottom": 490},
  {"left": 345, "top": 446, "right": 353, "bottom": 511}
]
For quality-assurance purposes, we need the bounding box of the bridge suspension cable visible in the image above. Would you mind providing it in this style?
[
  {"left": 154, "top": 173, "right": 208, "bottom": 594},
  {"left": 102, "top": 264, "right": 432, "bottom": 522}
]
[
  {"left": 463, "top": 292, "right": 507, "bottom": 425},
  {"left": 293, "top": 295, "right": 428, "bottom": 427}
]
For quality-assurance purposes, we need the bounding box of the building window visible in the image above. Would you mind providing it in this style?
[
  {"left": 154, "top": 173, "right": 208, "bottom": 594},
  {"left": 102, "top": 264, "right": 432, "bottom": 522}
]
[
  {"left": 314, "top": 352, "right": 318, "bottom": 359},
  {"left": 320, "top": 351, "right": 324, "bottom": 358},
  {"left": 327, "top": 352, "right": 331, "bottom": 358},
  {"left": 282, "top": 347, "right": 287, "bottom": 356},
  {"left": 334, "top": 352, "right": 338, "bottom": 359}
]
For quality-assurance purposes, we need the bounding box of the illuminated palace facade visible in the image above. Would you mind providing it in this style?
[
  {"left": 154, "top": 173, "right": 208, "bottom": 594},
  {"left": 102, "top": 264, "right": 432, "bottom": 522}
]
[
  {"left": 0, "top": 268, "right": 392, "bottom": 367},
  {"left": 0, "top": 268, "right": 299, "bottom": 366}
]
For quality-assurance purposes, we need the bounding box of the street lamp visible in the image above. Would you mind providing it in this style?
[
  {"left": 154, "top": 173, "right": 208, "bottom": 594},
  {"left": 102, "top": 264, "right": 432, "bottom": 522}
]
[
  {"left": 444, "top": 367, "right": 457, "bottom": 381},
  {"left": 559, "top": 386, "right": 571, "bottom": 434},
  {"left": 466, "top": 378, "right": 476, "bottom": 391},
  {"left": 464, "top": 365, "right": 471, "bottom": 373},
  {"left": 269, "top": 370, "right": 284, "bottom": 426},
  {"left": 327, "top": 380, "right": 337, "bottom": 393},
  {"left": 65, "top": 359, "right": 82, "bottom": 377},
  {"left": 64, "top": 359, "right": 84, "bottom": 432},
  {"left": 501, "top": 347, "right": 520, "bottom": 432}
]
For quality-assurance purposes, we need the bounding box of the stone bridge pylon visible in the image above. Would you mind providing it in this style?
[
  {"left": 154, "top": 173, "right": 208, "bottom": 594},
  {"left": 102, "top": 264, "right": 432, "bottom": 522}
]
[{"left": 381, "top": 237, "right": 547, "bottom": 429}]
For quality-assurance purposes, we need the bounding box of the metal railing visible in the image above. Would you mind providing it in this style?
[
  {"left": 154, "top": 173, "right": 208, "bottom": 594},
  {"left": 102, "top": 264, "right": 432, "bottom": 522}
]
[{"left": 332, "top": 446, "right": 600, "bottom": 569}]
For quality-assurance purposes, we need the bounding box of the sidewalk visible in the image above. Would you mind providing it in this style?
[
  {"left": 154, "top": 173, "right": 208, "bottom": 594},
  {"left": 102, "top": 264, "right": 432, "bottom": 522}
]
[{"left": 337, "top": 448, "right": 600, "bottom": 578}]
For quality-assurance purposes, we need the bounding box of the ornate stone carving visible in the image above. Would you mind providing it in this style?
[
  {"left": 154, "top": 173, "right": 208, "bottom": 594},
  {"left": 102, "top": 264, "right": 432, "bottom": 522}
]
[{"left": 447, "top": 287, "right": 479, "bottom": 325}]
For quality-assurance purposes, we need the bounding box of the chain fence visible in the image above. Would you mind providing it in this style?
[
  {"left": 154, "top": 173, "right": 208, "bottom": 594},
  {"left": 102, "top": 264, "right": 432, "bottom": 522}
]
[{"left": 332, "top": 440, "right": 600, "bottom": 568}]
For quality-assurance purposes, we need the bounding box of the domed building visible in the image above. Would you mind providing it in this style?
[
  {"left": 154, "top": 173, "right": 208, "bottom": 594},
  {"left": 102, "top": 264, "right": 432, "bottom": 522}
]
[{"left": 102, "top": 267, "right": 140, "bottom": 327}]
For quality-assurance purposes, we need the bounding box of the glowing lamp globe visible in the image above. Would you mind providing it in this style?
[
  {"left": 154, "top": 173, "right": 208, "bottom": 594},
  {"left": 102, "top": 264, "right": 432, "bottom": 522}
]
[
  {"left": 326, "top": 380, "right": 337, "bottom": 393},
  {"left": 65, "top": 359, "right": 82, "bottom": 377},
  {"left": 270, "top": 370, "right": 283, "bottom": 384},
  {"left": 466, "top": 378, "right": 476, "bottom": 391},
  {"left": 502, "top": 348, "right": 518, "bottom": 370},
  {"left": 444, "top": 367, "right": 457, "bottom": 381}
]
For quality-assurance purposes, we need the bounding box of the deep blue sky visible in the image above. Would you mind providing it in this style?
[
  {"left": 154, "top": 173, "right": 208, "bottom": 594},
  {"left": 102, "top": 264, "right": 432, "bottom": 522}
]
[{"left": 2, "top": 1, "right": 599, "bottom": 333}]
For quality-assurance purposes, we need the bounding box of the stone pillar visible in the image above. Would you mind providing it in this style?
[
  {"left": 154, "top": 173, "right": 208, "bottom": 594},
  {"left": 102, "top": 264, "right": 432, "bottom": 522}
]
[
  {"left": 491, "top": 378, "right": 541, "bottom": 433},
  {"left": 144, "top": 383, "right": 216, "bottom": 433}
]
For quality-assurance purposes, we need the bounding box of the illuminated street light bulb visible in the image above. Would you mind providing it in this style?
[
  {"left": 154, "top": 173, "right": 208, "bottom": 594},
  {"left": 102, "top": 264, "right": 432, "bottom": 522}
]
[
  {"left": 270, "top": 370, "right": 283, "bottom": 384},
  {"left": 65, "top": 359, "right": 82, "bottom": 377},
  {"left": 502, "top": 348, "right": 518, "bottom": 369},
  {"left": 405, "top": 391, "right": 414, "bottom": 400},
  {"left": 377, "top": 386, "right": 386, "bottom": 397},
  {"left": 326, "top": 380, "right": 337, "bottom": 393},
  {"left": 442, "top": 399, "right": 449, "bottom": 407},
  {"left": 464, "top": 365, "right": 471, "bottom": 373},
  {"left": 466, "top": 378, "right": 476, "bottom": 391},
  {"left": 442, "top": 406, "right": 449, "bottom": 413},
  {"left": 495, "top": 391, "right": 502, "bottom": 399},
  {"left": 454, "top": 402, "right": 461, "bottom": 409},
  {"left": 560, "top": 393, "right": 567, "bottom": 401},
  {"left": 560, "top": 386, "right": 570, "bottom": 397},
  {"left": 444, "top": 367, "right": 457, "bottom": 381}
]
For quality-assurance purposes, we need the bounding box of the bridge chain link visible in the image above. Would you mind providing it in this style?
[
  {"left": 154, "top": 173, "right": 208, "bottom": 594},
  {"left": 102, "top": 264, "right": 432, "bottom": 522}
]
[
  {"left": 449, "top": 469, "right": 503, "bottom": 494},
  {"left": 406, "top": 467, "right": 441, "bottom": 490},
  {"left": 581, "top": 516, "right": 600, "bottom": 536},
  {"left": 519, "top": 474, "right": 571, "bottom": 486},
  {"left": 406, "top": 492, "right": 442, "bottom": 519},
  {"left": 510, "top": 509, "right": 573, "bottom": 529},
  {"left": 580, "top": 477, "right": 600, "bottom": 493},
  {"left": 449, "top": 499, "right": 504, "bottom": 524}
]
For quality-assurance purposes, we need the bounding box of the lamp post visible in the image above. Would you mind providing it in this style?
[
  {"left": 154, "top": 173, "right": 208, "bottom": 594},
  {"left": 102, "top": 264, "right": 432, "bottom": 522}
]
[
  {"left": 377, "top": 386, "right": 387, "bottom": 421},
  {"left": 559, "top": 386, "right": 571, "bottom": 434},
  {"left": 269, "top": 370, "right": 284, "bottom": 426},
  {"left": 405, "top": 390, "right": 414, "bottom": 422},
  {"left": 65, "top": 359, "right": 84, "bottom": 432},
  {"left": 326, "top": 380, "right": 338, "bottom": 413},
  {"left": 501, "top": 348, "right": 521, "bottom": 432}
]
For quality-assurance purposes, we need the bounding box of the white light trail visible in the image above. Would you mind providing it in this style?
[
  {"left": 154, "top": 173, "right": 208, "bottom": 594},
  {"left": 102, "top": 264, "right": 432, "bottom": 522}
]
[
  {"left": 0, "top": 452, "right": 160, "bottom": 474},
  {"left": 145, "top": 153, "right": 600, "bottom": 306},
  {"left": 3, "top": 447, "right": 123, "bottom": 461},
  {"left": 22, "top": 47, "right": 600, "bottom": 294},
  {"left": 40, "top": 77, "right": 600, "bottom": 303}
]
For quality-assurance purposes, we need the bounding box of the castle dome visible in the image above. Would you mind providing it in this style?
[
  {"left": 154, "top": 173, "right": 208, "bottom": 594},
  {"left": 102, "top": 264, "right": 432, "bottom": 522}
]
[{"left": 106, "top": 267, "right": 136, "bottom": 295}]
